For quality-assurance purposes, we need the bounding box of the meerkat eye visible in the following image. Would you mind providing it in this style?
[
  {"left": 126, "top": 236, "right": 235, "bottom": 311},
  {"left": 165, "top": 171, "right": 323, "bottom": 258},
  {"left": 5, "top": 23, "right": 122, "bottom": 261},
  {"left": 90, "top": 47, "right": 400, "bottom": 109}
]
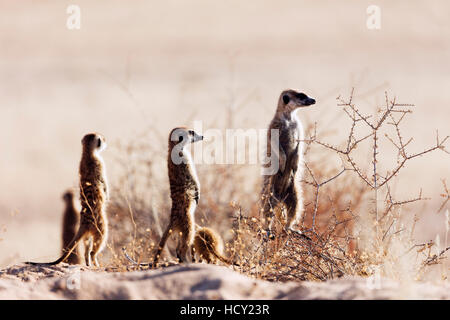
[
  {"left": 283, "top": 94, "right": 290, "bottom": 104},
  {"left": 188, "top": 130, "right": 194, "bottom": 136}
]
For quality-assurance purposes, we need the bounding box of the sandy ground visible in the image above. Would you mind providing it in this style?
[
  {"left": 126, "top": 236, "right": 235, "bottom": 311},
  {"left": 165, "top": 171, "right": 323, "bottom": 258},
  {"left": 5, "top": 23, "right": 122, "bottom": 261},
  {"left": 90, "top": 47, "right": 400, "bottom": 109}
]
[{"left": 0, "top": 263, "right": 448, "bottom": 300}]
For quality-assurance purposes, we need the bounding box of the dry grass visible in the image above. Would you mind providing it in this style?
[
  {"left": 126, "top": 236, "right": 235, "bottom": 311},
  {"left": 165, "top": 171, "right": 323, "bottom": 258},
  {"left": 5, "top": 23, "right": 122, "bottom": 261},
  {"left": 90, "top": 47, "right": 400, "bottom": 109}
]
[{"left": 102, "top": 90, "right": 449, "bottom": 282}]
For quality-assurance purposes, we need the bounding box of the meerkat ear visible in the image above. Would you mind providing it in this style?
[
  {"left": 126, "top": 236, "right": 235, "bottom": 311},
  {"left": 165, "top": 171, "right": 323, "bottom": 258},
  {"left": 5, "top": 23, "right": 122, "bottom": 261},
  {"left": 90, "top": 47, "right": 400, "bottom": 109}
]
[
  {"left": 97, "top": 138, "right": 102, "bottom": 148},
  {"left": 283, "top": 94, "right": 290, "bottom": 104}
]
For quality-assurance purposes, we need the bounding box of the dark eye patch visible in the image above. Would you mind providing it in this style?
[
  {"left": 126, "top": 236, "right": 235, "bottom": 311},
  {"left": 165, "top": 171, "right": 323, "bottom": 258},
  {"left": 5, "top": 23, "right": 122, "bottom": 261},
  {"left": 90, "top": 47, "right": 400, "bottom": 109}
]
[
  {"left": 188, "top": 130, "right": 194, "bottom": 136},
  {"left": 296, "top": 93, "right": 307, "bottom": 100},
  {"left": 283, "top": 94, "right": 290, "bottom": 104}
]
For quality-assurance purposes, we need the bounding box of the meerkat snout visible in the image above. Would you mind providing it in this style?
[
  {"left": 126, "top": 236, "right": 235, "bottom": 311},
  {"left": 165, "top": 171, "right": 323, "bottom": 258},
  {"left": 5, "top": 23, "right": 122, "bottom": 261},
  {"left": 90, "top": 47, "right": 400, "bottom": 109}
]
[
  {"left": 189, "top": 130, "right": 204, "bottom": 143},
  {"left": 282, "top": 90, "right": 316, "bottom": 109}
]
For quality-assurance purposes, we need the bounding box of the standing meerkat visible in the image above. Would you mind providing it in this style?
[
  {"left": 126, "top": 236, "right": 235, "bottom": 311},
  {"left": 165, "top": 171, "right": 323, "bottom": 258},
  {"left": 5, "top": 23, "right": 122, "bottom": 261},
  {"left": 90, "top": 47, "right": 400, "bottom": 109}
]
[
  {"left": 261, "top": 89, "right": 315, "bottom": 238},
  {"left": 26, "top": 133, "right": 109, "bottom": 267},
  {"left": 61, "top": 190, "right": 81, "bottom": 265},
  {"left": 153, "top": 127, "right": 203, "bottom": 266},
  {"left": 193, "top": 227, "right": 235, "bottom": 265}
]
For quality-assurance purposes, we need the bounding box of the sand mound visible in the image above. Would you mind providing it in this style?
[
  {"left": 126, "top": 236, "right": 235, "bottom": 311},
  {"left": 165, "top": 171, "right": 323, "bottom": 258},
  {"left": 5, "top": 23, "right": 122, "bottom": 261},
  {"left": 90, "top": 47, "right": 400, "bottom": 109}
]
[{"left": 0, "top": 263, "right": 448, "bottom": 300}]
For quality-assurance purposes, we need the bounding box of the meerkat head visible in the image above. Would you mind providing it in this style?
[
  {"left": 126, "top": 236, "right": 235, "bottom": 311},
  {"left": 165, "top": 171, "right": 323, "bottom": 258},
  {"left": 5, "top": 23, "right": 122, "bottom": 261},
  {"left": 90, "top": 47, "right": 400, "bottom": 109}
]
[
  {"left": 169, "top": 127, "right": 203, "bottom": 165},
  {"left": 169, "top": 127, "right": 203, "bottom": 148},
  {"left": 82, "top": 133, "right": 107, "bottom": 155},
  {"left": 279, "top": 89, "right": 315, "bottom": 113},
  {"left": 62, "top": 190, "right": 74, "bottom": 203}
]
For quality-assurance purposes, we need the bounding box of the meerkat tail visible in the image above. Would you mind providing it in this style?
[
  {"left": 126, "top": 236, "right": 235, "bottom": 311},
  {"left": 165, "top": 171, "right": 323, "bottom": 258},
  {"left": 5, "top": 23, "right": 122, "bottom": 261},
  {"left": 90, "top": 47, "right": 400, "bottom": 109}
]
[
  {"left": 209, "top": 249, "right": 234, "bottom": 266},
  {"left": 215, "top": 251, "right": 240, "bottom": 267},
  {"left": 25, "top": 229, "right": 86, "bottom": 266},
  {"left": 153, "top": 223, "right": 173, "bottom": 265}
]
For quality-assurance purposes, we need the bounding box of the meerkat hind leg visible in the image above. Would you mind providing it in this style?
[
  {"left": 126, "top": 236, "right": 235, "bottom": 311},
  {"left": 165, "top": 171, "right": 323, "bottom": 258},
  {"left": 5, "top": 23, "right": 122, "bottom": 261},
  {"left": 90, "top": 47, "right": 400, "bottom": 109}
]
[
  {"left": 90, "top": 229, "right": 107, "bottom": 267},
  {"left": 191, "top": 246, "right": 196, "bottom": 263},
  {"left": 262, "top": 194, "right": 278, "bottom": 240},
  {"left": 284, "top": 185, "right": 298, "bottom": 229},
  {"left": 84, "top": 237, "right": 93, "bottom": 266},
  {"left": 176, "top": 228, "right": 193, "bottom": 263},
  {"left": 176, "top": 242, "right": 186, "bottom": 263},
  {"left": 278, "top": 185, "right": 310, "bottom": 241}
]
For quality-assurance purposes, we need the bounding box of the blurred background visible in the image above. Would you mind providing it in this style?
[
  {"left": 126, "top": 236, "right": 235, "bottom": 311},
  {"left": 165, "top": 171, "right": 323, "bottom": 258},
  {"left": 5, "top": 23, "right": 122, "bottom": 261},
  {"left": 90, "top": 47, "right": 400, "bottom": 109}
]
[{"left": 0, "top": 0, "right": 448, "bottom": 266}]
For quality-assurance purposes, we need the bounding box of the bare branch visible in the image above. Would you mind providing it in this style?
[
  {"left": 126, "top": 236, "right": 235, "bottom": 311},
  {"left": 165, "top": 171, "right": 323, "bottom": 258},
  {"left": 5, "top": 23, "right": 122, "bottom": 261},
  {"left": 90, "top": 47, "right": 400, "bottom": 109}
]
[{"left": 438, "top": 179, "right": 450, "bottom": 213}]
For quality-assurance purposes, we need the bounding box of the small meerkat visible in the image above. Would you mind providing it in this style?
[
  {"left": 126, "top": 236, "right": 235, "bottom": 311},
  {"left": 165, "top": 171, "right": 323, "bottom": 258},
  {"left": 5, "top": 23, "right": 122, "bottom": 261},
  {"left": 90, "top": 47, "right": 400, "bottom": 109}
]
[
  {"left": 193, "top": 227, "right": 235, "bottom": 265},
  {"left": 61, "top": 190, "right": 81, "bottom": 265},
  {"left": 153, "top": 127, "right": 203, "bottom": 266},
  {"left": 261, "top": 89, "right": 315, "bottom": 238},
  {"left": 26, "top": 133, "right": 109, "bottom": 267}
]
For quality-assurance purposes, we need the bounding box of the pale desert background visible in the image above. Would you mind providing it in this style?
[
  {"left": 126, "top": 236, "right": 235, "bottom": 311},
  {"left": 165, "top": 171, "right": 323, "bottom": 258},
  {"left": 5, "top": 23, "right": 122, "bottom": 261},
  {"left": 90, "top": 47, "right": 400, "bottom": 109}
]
[{"left": 0, "top": 0, "right": 449, "bottom": 270}]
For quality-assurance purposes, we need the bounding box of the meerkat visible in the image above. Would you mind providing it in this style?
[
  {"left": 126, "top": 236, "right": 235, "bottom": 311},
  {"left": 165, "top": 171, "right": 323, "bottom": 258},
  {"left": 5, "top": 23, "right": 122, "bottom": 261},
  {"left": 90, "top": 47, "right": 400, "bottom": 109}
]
[
  {"left": 61, "top": 190, "right": 81, "bottom": 265},
  {"left": 124, "top": 225, "right": 237, "bottom": 267},
  {"left": 193, "top": 227, "right": 235, "bottom": 265},
  {"left": 26, "top": 133, "right": 109, "bottom": 267},
  {"left": 153, "top": 127, "right": 203, "bottom": 266},
  {"left": 261, "top": 89, "right": 315, "bottom": 238}
]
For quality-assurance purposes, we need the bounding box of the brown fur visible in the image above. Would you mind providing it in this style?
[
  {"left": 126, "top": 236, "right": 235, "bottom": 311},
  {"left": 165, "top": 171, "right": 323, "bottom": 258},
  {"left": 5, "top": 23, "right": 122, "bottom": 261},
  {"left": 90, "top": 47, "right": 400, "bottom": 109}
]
[
  {"left": 261, "top": 90, "right": 315, "bottom": 236},
  {"left": 153, "top": 127, "right": 203, "bottom": 266},
  {"left": 61, "top": 190, "right": 81, "bottom": 265},
  {"left": 193, "top": 227, "right": 233, "bottom": 265},
  {"left": 26, "top": 133, "right": 109, "bottom": 267}
]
